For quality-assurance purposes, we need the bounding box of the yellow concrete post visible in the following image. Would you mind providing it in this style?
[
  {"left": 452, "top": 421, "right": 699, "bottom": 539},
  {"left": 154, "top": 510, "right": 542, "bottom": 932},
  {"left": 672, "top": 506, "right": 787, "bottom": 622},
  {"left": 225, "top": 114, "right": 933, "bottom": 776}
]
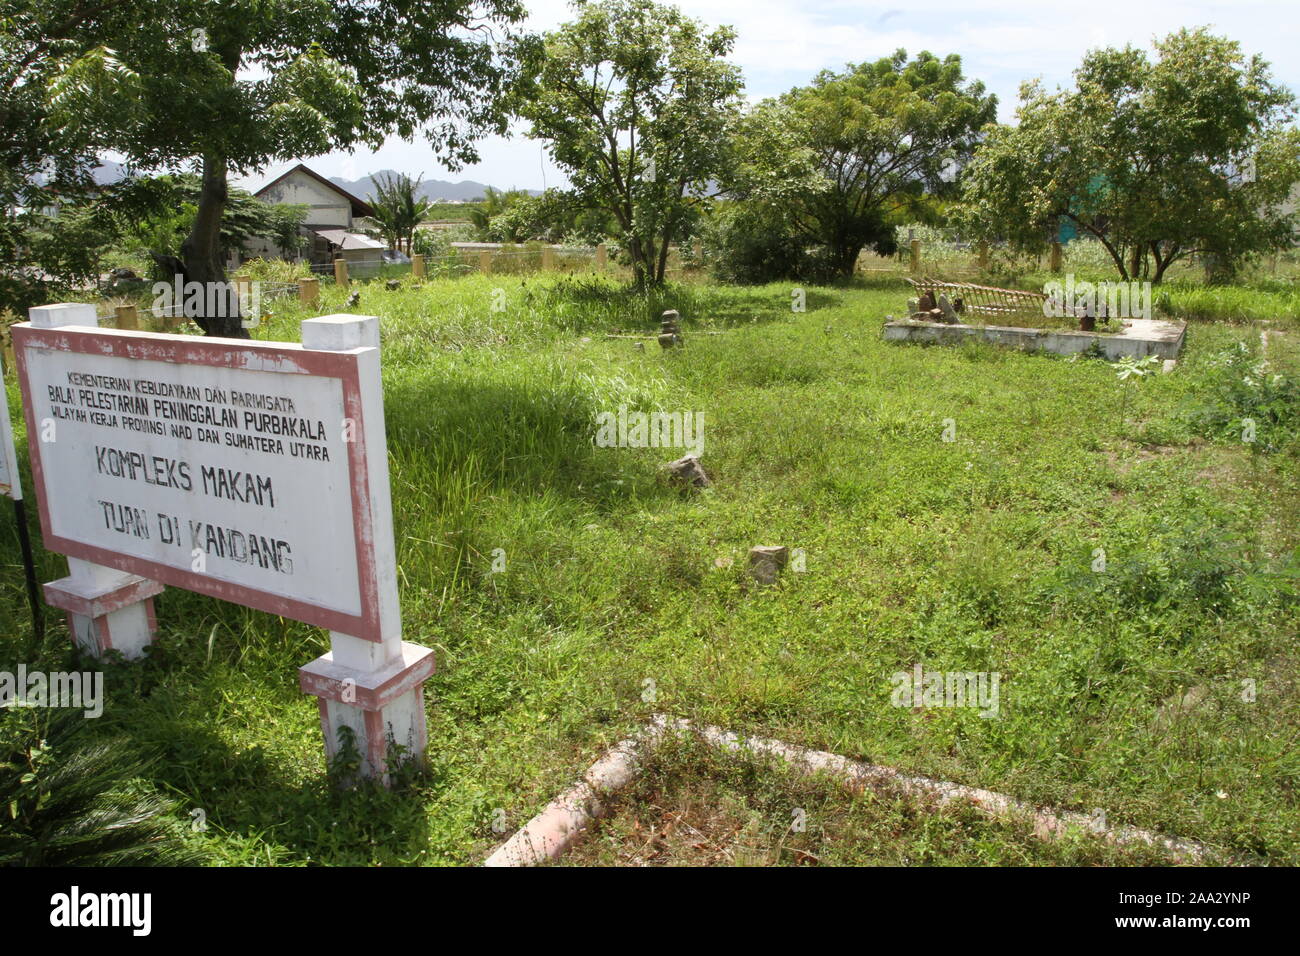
[
  {"left": 595, "top": 244, "right": 608, "bottom": 270},
  {"left": 977, "top": 241, "right": 989, "bottom": 271},
  {"left": 1049, "top": 241, "right": 1063, "bottom": 273},
  {"left": 478, "top": 250, "right": 492, "bottom": 274},
  {"left": 910, "top": 239, "right": 921, "bottom": 274},
  {"left": 334, "top": 257, "right": 349, "bottom": 286},
  {"left": 232, "top": 274, "right": 251, "bottom": 308},
  {"left": 411, "top": 254, "right": 425, "bottom": 279},
  {"left": 114, "top": 304, "right": 139, "bottom": 330},
  {"left": 541, "top": 247, "right": 556, "bottom": 271},
  {"left": 298, "top": 276, "right": 319, "bottom": 305}
]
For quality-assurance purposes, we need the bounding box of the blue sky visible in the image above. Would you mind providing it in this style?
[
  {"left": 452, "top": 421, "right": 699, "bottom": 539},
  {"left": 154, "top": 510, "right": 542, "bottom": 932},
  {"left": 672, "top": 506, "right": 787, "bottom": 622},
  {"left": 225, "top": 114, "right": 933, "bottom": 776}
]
[{"left": 235, "top": 0, "right": 1300, "bottom": 192}]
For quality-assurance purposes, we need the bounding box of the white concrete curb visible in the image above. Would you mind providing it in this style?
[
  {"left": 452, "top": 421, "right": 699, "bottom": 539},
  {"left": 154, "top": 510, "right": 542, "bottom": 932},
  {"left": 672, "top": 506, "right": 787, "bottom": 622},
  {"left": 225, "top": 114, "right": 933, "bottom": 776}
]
[
  {"left": 484, "top": 715, "right": 1218, "bottom": 866},
  {"left": 482, "top": 719, "right": 670, "bottom": 867}
]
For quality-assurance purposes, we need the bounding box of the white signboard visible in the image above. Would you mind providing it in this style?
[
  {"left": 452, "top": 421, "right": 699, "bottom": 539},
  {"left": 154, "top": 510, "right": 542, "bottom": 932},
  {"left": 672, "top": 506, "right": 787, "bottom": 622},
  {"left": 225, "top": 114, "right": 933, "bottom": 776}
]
[
  {"left": 12, "top": 321, "right": 396, "bottom": 641},
  {"left": 0, "top": 383, "right": 19, "bottom": 500}
]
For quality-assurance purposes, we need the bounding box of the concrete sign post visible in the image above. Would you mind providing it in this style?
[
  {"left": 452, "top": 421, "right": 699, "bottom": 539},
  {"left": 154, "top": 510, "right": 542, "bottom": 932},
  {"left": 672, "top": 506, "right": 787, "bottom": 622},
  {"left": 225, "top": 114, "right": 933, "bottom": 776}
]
[
  {"left": 19, "top": 304, "right": 161, "bottom": 657},
  {"left": 12, "top": 304, "right": 432, "bottom": 781},
  {"left": 294, "top": 314, "right": 434, "bottom": 783},
  {"left": 2, "top": 363, "right": 44, "bottom": 640},
  {"left": 0, "top": 366, "right": 19, "bottom": 500}
]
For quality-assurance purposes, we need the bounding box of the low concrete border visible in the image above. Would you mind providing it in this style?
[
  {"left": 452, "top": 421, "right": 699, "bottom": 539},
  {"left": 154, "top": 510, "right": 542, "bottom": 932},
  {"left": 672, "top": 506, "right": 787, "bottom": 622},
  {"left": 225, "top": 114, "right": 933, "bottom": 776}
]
[
  {"left": 484, "top": 716, "right": 1220, "bottom": 866},
  {"left": 483, "top": 720, "right": 669, "bottom": 866},
  {"left": 883, "top": 317, "right": 1186, "bottom": 361}
]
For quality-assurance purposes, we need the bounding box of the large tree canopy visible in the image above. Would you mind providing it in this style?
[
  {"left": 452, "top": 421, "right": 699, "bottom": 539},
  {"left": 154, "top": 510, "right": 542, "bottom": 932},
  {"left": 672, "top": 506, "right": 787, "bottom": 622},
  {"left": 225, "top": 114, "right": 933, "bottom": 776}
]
[
  {"left": 740, "top": 50, "right": 996, "bottom": 278},
  {"left": 16, "top": 0, "right": 525, "bottom": 333},
  {"left": 959, "top": 28, "right": 1300, "bottom": 284},
  {"left": 514, "top": 0, "right": 744, "bottom": 288}
]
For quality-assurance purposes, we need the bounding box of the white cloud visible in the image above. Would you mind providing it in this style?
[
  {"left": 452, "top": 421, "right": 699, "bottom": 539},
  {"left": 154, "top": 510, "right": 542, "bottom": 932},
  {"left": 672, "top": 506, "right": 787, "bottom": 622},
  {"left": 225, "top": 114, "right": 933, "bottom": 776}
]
[{"left": 239, "top": 0, "right": 1300, "bottom": 191}]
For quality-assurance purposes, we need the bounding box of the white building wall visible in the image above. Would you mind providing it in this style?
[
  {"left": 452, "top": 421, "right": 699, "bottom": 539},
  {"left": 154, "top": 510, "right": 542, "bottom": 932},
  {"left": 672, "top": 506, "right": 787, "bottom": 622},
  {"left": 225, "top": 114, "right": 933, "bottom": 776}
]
[{"left": 258, "top": 170, "right": 353, "bottom": 227}]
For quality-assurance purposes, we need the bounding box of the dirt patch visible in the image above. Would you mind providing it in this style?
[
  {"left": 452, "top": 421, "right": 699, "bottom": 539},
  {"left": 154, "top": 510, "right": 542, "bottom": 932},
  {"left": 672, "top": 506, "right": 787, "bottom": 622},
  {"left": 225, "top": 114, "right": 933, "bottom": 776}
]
[
  {"left": 557, "top": 736, "right": 1179, "bottom": 867},
  {"left": 1103, "top": 439, "right": 1243, "bottom": 489}
]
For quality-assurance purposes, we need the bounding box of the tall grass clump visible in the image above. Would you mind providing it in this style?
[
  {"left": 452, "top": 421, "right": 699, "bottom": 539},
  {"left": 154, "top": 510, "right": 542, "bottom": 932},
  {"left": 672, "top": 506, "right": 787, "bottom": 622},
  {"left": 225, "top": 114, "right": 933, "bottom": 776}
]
[{"left": 1157, "top": 280, "right": 1300, "bottom": 327}]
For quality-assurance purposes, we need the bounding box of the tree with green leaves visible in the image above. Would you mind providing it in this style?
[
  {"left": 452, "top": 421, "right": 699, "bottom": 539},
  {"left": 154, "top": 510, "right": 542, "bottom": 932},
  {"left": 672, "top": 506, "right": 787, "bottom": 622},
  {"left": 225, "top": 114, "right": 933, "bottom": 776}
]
[
  {"left": 514, "top": 0, "right": 744, "bottom": 288},
  {"left": 748, "top": 51, "right": 996, "bottom": 278},
  {"left": 370, "top": 172, "right": 431, "bottom": 255},
  {"left": 0, "top": 0, "right": 112, "bottom": 308},
  {"left": 29, "top": 0, "right": 524, "bottom": 335},
  {"left": 488, "top": 187, "right": 617, "bottom": 244},
  {"left": 959, "top": 28, "right": 1300, "bottom": 284},
  {"left": 469, "top": 185, "right": 531, "bottom": 241}
]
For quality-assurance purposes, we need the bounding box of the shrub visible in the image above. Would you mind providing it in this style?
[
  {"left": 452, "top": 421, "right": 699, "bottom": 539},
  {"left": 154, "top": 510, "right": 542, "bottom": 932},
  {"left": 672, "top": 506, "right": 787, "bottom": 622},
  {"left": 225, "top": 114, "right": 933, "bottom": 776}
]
[
  {"left": 0, "top": 709, "right": 201, "bottom": 866},
  {"left": 1187, "top": 341, "right": 1300, "bottom": 452},
  {"left": 703, "top": 203, "right": 834, "bottom": 284}
]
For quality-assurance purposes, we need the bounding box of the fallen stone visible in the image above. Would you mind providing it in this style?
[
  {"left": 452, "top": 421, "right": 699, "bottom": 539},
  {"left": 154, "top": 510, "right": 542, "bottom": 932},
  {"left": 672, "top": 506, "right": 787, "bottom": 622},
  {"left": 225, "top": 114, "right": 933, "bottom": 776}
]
[
  {"left": 748, "top": 545, "right": 790, "bottom": 585},
  {"left": 1155, "top": 685, "right": 1209, "bottom": 728},
  {"left": 661, "top": 454, "right": 710, "bottom": 490}
]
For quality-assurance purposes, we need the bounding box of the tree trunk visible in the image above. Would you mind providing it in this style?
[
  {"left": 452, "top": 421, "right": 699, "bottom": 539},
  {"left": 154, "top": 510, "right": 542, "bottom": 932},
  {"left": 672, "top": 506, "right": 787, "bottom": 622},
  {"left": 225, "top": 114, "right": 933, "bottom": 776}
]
[
  {"left": 628, "top": 235, "right": 651, "bottom": 289},
  {"left": 832, "top": 240, "right": 861, "bottom": 278},
  {"left": 655, "top": 225, "right": 673, "bottom": 285},
  {"left": 1127, "top": 245, "right": 1143, "bottom": 284},
  {"left": 180, "top": 152, "right": 248, "bottom": 339}
]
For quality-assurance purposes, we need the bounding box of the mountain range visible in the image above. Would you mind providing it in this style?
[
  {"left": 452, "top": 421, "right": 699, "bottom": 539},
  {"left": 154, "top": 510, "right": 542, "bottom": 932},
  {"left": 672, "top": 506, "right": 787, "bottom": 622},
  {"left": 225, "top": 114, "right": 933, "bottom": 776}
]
[
  {"left": 69, "top": 161, "right": 537, "bottom": 203},
  {"left": 328, "top": 171, "right": 541, "bottom": 203}
]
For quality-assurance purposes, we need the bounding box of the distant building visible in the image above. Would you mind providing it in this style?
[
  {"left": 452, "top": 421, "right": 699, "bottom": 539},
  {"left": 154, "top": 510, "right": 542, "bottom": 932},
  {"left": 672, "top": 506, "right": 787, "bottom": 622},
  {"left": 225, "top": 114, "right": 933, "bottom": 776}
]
[
  {"left": 1281, "top": 182, "right": 1300, "bottom": 237},
  {"left": 242, "top": 163, "right": 384, "bottom": 265}
]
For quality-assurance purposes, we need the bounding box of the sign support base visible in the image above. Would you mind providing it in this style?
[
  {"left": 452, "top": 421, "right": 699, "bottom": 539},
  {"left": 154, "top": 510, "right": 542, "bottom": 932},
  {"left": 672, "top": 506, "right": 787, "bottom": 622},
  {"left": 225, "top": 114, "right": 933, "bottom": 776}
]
[
  {"left": 299, "top": 638, "right": 435, "bottom": 785},
  {"left": 44, "top": 557, "right": 163, "bottom": 659}
]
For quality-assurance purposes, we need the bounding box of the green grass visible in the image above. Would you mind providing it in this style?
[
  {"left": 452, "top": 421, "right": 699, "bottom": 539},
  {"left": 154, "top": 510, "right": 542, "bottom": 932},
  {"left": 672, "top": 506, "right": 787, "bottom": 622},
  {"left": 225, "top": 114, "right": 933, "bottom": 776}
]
[
  {"left": 2, "top": 270, "right": 1298, "bottom": 866},
  {"left": 423, "top": 202, "right": 485, "bottom": 222}
]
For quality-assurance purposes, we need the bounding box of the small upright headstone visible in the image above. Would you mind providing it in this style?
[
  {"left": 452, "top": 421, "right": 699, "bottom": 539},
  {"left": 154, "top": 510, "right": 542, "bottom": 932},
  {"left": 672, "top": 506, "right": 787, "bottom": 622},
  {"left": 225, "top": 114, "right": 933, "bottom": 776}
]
[
  {"left": 658, "top": 310, "right": 682, "bottom": 349},
  {"left": 298, "top": 276, "right": 320, "bottom": 305},
  {"left": 937, "top": 294, "right": 958, "bottom": 323}
]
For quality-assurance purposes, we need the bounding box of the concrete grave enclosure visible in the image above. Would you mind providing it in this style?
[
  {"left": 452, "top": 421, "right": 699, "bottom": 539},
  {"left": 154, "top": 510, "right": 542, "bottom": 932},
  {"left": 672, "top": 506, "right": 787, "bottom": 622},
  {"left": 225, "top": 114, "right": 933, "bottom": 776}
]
[
  {"left": 10, "top": 303, "right": 432, "bottom": 782},
  {"left": 882, "top": 316, "right": 1188, "bottom": 362}
]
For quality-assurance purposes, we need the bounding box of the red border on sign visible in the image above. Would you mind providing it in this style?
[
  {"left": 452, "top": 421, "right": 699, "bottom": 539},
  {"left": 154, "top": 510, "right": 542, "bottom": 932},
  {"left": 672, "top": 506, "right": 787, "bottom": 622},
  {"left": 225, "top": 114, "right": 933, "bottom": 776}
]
[{"left": 11, "top": 324, "right": 383, "bottom": 642}]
